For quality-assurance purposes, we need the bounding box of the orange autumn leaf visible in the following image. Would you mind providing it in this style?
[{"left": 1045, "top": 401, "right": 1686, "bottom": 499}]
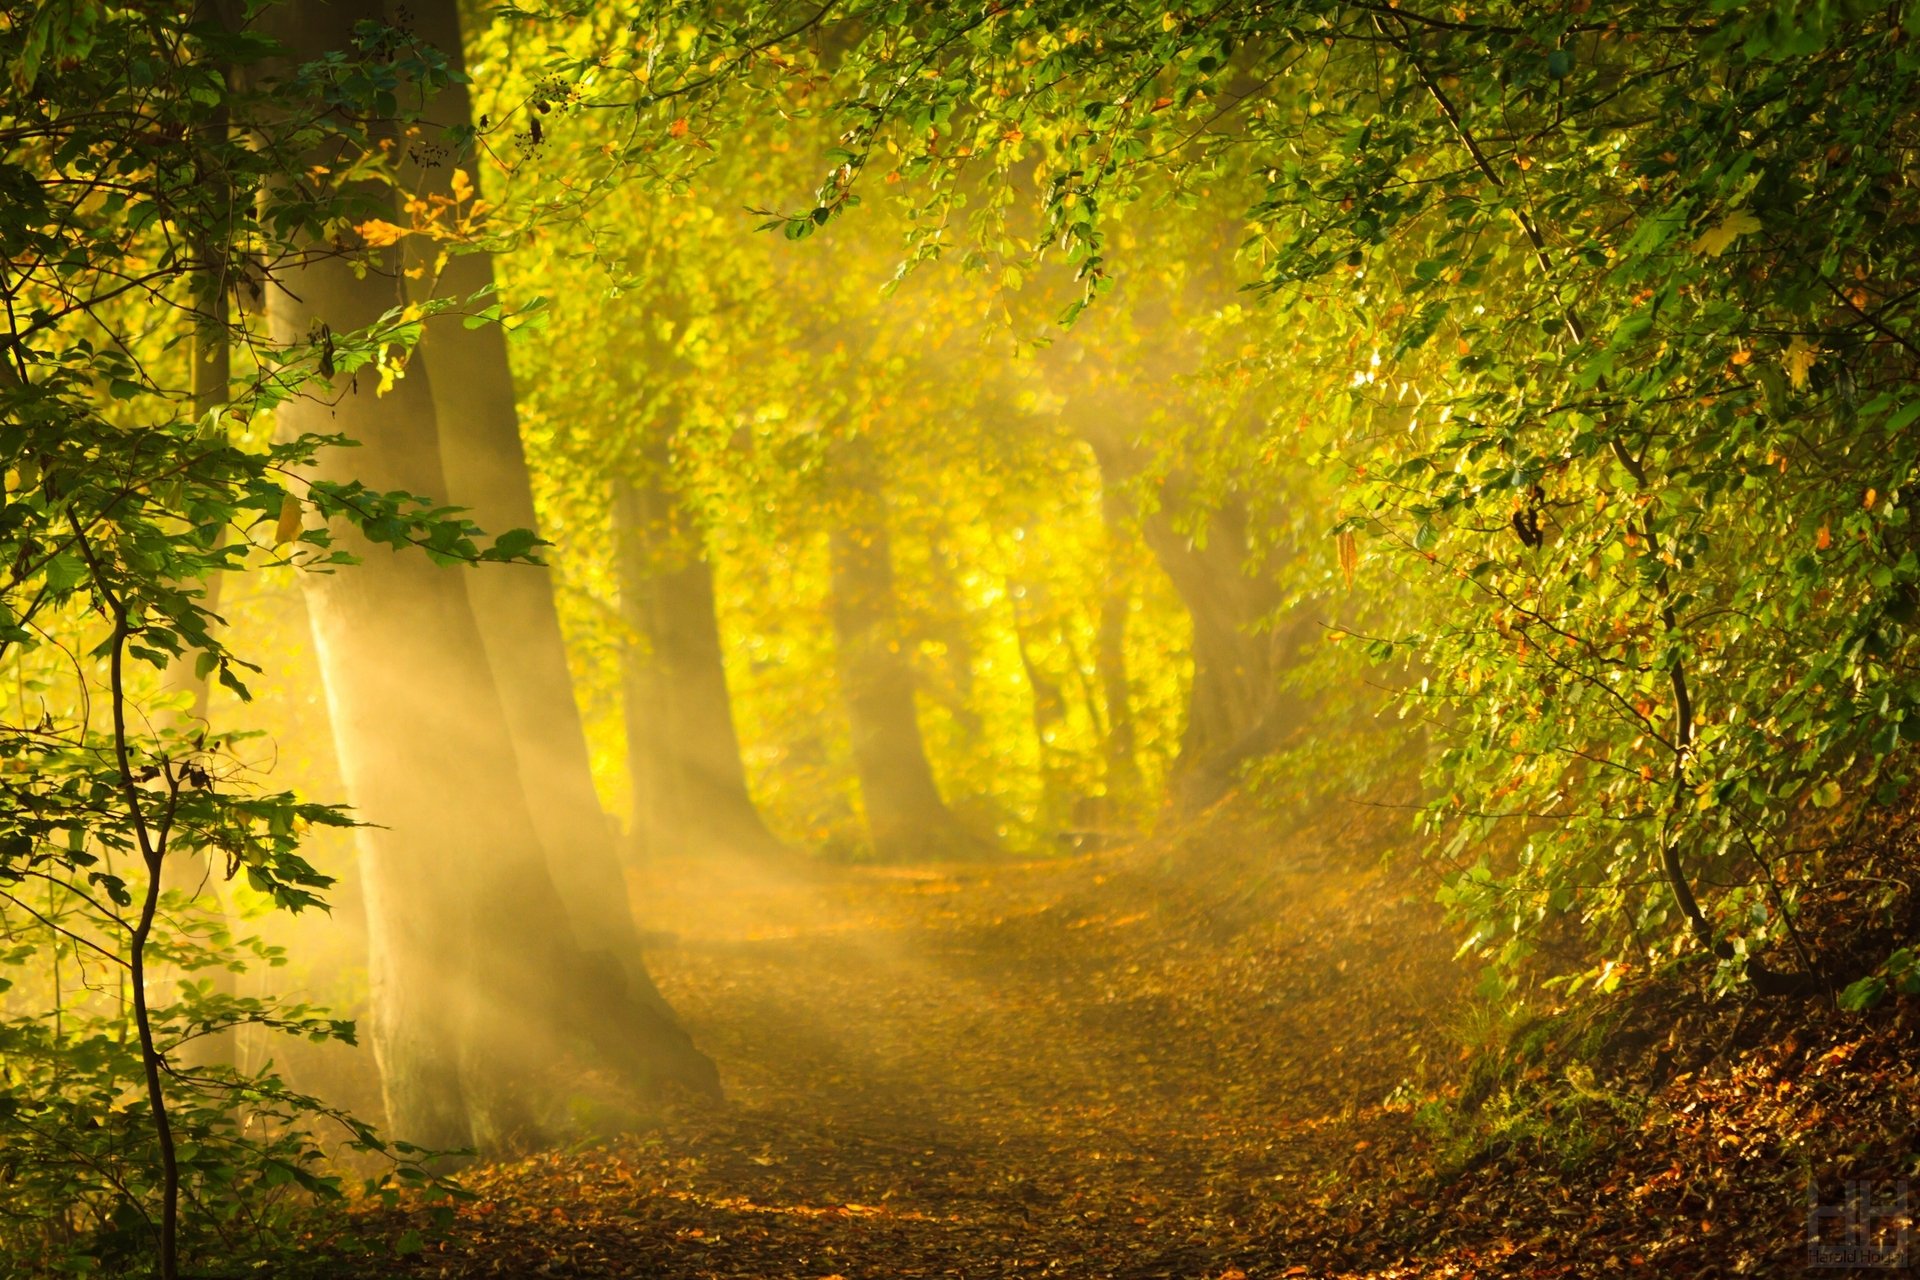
[{"left": 355, "top": 218, "right": 409, "bottom": 248}]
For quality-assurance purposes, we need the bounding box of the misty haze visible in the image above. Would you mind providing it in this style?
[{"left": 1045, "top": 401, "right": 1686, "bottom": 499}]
[{"left": 3, "top": 2, "right": 1917, "bottom": 1277}]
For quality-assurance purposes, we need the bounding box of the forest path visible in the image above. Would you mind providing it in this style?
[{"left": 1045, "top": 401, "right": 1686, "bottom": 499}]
[{"left": 392, "top": 811, "right": 1462, "bottom": 1278}]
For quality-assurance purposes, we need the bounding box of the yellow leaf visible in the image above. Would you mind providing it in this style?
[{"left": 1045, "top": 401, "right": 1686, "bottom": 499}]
[
  {"left": 356, "top": 219, "right": 409, "bottom": 248},
  {"left": 450, "top": 167, "right": 474, "bottom": 203},
  {"left": 1162, "top": 10, "right": 1178, "bottom": 30},
  {"left": 274, "top": 494, "right": 302, "bottom": 545},
  {"left": 1690, "top": 208, "right": 1761, "bottom": 258},
  {"left": 376, "top": 355, "right": 401, "bottom": 398},
  {"left": 1336, "top": 529, "right": 1358, "bottom": 589},
  {"left": 1784, "top": 335, "right": 1818, "bottom": 389}
]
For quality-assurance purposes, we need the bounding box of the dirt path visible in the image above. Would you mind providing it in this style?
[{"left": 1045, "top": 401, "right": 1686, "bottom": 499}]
[{"left": 383, "top": 813, "right": 1462, "bottom": 1278}]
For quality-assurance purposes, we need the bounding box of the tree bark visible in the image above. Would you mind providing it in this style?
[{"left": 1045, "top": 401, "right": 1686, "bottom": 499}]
[
  {"left": 267, "top": 242, "right": 539, "bottom": 1150},
  {"left": 920, "top": 529, "right": 983, "bottom": 746},
  {"left": 265, "top": 0, "right": 715, "bottom": 1151},
  {"left": 1084, "top": 433, "right": 1304, "bottom": 804},
  {"left": 613, "top": 462, "right": 781, "bottom": 861},
  {"left": 158, "top": 114, "right": 243, "bottom": 1071},
  {"left": 1137, "top": 483, "right": 1285, "bottom": 759},
  {"left": 391, "top": 0, "right": 717, "bottom": 1093},
  {"left": 828, "top": 443, "right": 977, "bottom": 860},
  {"left": 1094, "top": 486, "right": 1142, "bottom": 809},
  {"left": 1008, "top": 576, "right": 1071, "bottom": 826},
  {"left": 395, "top": 0, "right": 636, "bottom": 991}
]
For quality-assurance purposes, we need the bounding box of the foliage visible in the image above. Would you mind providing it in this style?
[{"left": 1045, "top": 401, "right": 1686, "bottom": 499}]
[
  {"left": 18, "top": 0, "right": 1920, "bottom": 1261},
  {"left": 1, "top": 1, "right": 527, "bottom": 1271},
  {"left": 473, "top": 0, "right": 1920, "bottom": 997},
  {"left": 471, "top": 42, "right": 1205, "bottom": 853}
]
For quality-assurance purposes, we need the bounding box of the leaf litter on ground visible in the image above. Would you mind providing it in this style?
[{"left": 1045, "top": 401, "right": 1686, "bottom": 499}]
[{"left": 323, "top": 803, "right": 1920, "bottom": 1278}]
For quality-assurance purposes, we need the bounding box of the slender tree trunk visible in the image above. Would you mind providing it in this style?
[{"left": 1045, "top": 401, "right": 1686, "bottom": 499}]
[
  {"left": 921, "top": 530, "right": 983, "bottom": 746},
  {"left": 828, "top": 444, "right": 977, "bottom": 860},
  {"left": 1008, "top": 577, "right": 1071, "bottom": 826},
  {"left": 613, "top": 466, "right": 781, "bottom": 860},
  {"left": 160, "top": 253, "right": 228, "bottom": 722},
  {"left": 159, "top": 86, "right": 240, "bottom": 1071},
  {"left": 614, "top": 482, "right": 675, "bottom": 860},
  {"left": 1095, "top": 488, "right": 1142, "bottom": 807}
]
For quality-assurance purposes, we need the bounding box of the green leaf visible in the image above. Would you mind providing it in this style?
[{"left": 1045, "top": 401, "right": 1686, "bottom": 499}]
[{"left": 1838, "top": 975, "right": 1887, "bottom": 1012}]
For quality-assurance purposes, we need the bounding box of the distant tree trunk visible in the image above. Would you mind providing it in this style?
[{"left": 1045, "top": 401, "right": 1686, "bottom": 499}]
[
  {"left": 828, "top": 443, "right": 977, "bottom": 860},
  {"left": 1008, "top": 576, "right": 1071, "bottom": 825},
  {"left": 614, "top": 480, "right": 676, "bottom": 859},
  {"left": 917, "top": 528, "right": 982, "bottom": 747},
  {"left": 1084, "top": 433, "right": 1305, "bottom": 804},
  {"left": 613, "top": 456, "right": 781, "bottom": 861},
  {"left": 267, "top": 0, "right": 715, "bottom": 1151},
  {"left": 1095, "top": 487, "right": 1142, "bottom": 807},
  {"left": 1138, "top": 484, "right": 1285, "bottom": 759}
]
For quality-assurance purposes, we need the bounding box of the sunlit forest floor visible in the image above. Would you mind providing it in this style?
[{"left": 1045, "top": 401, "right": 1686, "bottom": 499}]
[{"left": 337, "top": 806, "right": 1920, "bottom": 1279}]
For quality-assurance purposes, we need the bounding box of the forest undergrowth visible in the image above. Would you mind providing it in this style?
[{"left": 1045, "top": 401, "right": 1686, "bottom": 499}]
[{"left": 305, "top": 801, "right": 1920, "bottom": 1279}]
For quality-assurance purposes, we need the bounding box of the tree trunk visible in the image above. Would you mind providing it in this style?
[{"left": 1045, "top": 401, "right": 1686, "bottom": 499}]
[
  {"left": 828, "top": 444, "right": 977, "bottom": 860},
  {"left": 266, "top": 0, "right": 715, "bottom": 1151},
  {"left": 913, "top": 528, "right": 982, "bottom": 746},
  {"left": 267, "top": 248, "right": 542, "bottom": 1150},
  {"left": 1084, "top": 434, "right": 1303, "bottom": 804},
  {"left": 392, "top": 0, "right": 717, "bottom": 1089},
  {"left": 613, "top": 464, "right": 781, "bottom": 861},
  {"left": 160, "top": 244, "right": 239, "bottom": 1072},
  {"left": 1137, "top": 485, "right": 1284, "bottom": 759},
  {"left": 1094, "top": 487, "right": 1142, "bottom": 808},
  {"left": 614, "top": 482, "right": 676, "bottom": 861},
  {"left": 1008, "top": 576, "right": 1071, "bottom": 827}
]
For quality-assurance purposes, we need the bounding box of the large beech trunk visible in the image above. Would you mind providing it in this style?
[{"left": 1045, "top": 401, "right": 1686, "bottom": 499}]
[
  {"left": 613, "top": 463, "right": 781, "bottom": 860},
  {"left": 269, "top": 251, "right": 556, "bottom": 1149},
  {"left": 828, "top": 444, "right": 976, "bottom": 859},
  {"left": 267, "top": 0, "right": 715, "bottom": 1150},
  {"left": 394, "top": 0, "right": 695, "bottom": 1030}
]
